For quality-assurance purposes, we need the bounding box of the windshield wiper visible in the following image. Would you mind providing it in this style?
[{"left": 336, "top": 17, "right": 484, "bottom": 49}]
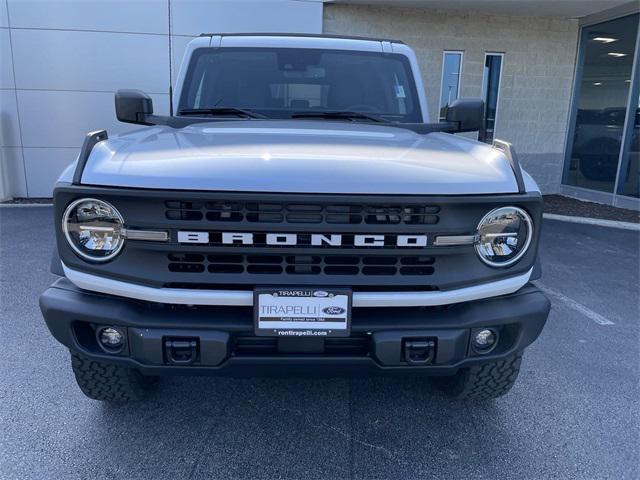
[
  {"left": 291, "top": 110, "right": 389, "bottom": 123},
  {"left": 178, "top": 107, "right": 267, "bottom": 119}
]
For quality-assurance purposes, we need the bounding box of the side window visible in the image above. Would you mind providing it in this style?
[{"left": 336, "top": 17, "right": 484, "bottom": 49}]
[
  {"left": 481, "top": 53, "right": 504, "bottom": 143},
  {"left": 439, "top": 51, "right": 463, "bottom": 121}
]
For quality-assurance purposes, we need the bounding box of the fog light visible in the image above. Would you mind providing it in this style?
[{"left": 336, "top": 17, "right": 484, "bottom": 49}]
[
  {"left": 98, "top": 327, "right": 124, "bottom": 350},
  {"left": 472, "top": 329, "right": 497, "bottom": 352}
]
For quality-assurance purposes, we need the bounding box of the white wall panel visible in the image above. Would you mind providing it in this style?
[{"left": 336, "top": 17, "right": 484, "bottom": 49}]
[
  {"left": 2, "top": 0, "right": 326, "bottom": 197},
  {"left": 0, "top": 89, "right": 21, "bottom": 147},
  {"left": 22, "top": 147, "right": 77, "bottom": 197},
  {"left": 0, "top": 29, "right": 14, "bottom": 88},
  {"left": 171, "top": 0, "right": 323, "bottom": 36},
  {"left": 0, "top": 147, "right": 27, "bottom": 197},
  {"left": 17, "top": 90, "right": 169, "bottom": 148},
  {"left": 0, "top": 0, "right": 8, "bottom": 27},
  {"left": 7, "top": 0, "right": 169, "bottom": 34},
  {"left": 12, "top": 29, "right": 170, "bottom": 93}
]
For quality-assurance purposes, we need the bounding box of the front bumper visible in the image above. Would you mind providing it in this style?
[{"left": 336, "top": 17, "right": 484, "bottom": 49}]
[{"left": 39, "top": 278, "right": 550, "bottom": 376}]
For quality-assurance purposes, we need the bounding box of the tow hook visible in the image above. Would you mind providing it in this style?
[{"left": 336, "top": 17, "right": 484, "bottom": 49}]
[
  {"left": 164, "top": 338, "right": 199, "bottom": 365},
  {"left": 403, "top": 338, "right": 436, "bottom": 365}
]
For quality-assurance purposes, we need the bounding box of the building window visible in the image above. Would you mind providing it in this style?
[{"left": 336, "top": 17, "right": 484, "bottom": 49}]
[
  {"left": 619, "top": 84, "right": 639, "bottom": 198},
  {"left": 439, "top": 51, "right": 463, "bottom": 121},
  {"left": 563, "top": 13, "right": 639, "bottom": 195},
  {"left": 481, "top": 53, "right": 504, "bottom": 144}
]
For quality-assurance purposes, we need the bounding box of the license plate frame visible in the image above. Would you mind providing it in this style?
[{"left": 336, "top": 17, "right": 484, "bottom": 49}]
[{"left": 254, "top": 287, "right": 352, "bottom": 337}]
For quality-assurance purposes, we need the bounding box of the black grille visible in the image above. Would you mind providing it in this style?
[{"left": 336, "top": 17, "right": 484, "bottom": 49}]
[
  {"left": 56, "top": 187, "right": 542, "bottom": 291},
  {"left": 166, "top": 200, "right": 440, "bottom": 225},
  {"left": 168, "top": 253, "right": 435, "bottom": 276}
]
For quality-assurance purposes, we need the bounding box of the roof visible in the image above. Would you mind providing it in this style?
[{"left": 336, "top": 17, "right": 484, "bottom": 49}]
[{"left": 197, "top": 32, "right": 406, "bottom": 45}]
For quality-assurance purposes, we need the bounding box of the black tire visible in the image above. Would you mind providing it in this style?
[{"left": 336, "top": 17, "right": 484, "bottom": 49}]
[
  {"left": 70, "top": 352, "right": 157, "bottom": 403},
  {"left": 431, "top": 353, "right": 523, "bottom": 400}
]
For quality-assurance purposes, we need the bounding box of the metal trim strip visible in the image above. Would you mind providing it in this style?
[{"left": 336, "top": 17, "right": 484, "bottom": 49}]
[{"left": 61, "top": 263, "right": 532, "bottom": 308}]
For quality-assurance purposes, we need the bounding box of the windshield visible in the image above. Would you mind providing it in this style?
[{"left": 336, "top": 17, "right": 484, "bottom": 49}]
[{"left": 178, "top": 47, "right": 422, "bottom": 122}]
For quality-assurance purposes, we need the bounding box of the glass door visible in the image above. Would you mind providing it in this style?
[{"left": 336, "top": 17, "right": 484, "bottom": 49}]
[
  {"left": 563, "top": 13, "right": 639, "bottom": 194},
  {"left": 617, "top": 54, "right": 640, "bottom": 198}
]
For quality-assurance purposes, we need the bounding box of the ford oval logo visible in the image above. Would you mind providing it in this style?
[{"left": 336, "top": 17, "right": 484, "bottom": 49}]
[
  {"left": 314, "top": 291, "right": 329, "bottom": 298},
  {"left": 323, "top": 306, "right": 346, "bottom": 315}
]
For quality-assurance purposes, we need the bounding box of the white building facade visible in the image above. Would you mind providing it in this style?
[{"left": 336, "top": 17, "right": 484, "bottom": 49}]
[{"left": 1, "top": 0, "right": 638, "bottom": 209}]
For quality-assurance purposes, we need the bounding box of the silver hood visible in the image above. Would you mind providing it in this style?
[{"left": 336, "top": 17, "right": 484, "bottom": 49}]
[{"left": 79, "top": 120, "right": 520, "bottom": 195}]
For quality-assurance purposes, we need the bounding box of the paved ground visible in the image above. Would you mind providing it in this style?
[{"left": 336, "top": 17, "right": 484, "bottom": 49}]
[{"left": 0, "top": 206, "right": 638, "bottom": 480}]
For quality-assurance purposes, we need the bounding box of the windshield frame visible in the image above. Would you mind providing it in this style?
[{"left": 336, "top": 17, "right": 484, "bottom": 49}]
[{"left": 177, "top": 46, "right": 423, "bottom": 123}]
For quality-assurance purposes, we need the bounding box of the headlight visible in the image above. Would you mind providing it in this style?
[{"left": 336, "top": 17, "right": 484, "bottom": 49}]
[
  {"left": 475, "top": 206, "right": 533, "bottom": 267},
  {"left": 62, "top": 198, "right": 125, "bottom": 262}
]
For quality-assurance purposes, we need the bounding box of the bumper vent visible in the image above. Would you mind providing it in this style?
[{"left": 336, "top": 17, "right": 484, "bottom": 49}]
[{"left": 233, "top": 336, "right": 370, "bottom": 356}]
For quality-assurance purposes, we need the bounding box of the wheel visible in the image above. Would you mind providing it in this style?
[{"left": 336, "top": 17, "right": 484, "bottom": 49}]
[
  {"left": 70, "top": 352, "right": 157, "bottom": 403},
  {"left": 431, "top": 353, "right": 523, "bottom": 400}
]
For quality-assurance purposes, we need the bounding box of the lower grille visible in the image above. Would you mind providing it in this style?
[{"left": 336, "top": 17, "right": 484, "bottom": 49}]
[
  {"left": 233, "top": 336, "right": 370, "bottom": 356},
  {"left": 168, "top": 253, "right": 435, "bottom": 277}
]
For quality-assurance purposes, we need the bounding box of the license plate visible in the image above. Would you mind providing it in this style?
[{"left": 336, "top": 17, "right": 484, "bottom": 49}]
[{"left": 254, "top": 288, "right": 352, "bottom": 337}]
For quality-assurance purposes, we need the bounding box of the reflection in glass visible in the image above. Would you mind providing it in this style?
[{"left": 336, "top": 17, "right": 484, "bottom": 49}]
[
  {"left": 439, "top": 52, "right": 463, "bottom": 121},
  {"left": 481, "top": 54, "right": 503, "bottom": 143},
  {"left": 564, "top": 14, "right": 639, "bottom": 193},
  {"left": 620, "top": 90, "right": 639, "bottom": 198}
]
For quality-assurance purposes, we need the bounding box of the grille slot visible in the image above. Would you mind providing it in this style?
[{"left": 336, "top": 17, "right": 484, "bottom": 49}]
[
  {"left": 233, "top": 336, "right": 370, "bottom": 356},
  {"left": 168, "top": 253, "right": 436, "bottom": 277},
  {"left": 165, "top": 200, "right": 440, "bottom": 225}
]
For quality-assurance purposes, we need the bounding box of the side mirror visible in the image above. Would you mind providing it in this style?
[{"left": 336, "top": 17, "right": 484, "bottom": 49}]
[
  {"left": 445, "top": 98, "right": 485, "bottom": 134},
  {"left": 115, "top": 89, "right": 153, "bottom": 125}
]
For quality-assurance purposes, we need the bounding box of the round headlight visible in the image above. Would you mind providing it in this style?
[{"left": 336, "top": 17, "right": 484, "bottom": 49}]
[
  {"left": 62, "top": 198, "right": 125, "bottom": 262},
  {"left": 475, "top": 206, "right": 533, "bottom": 267}
]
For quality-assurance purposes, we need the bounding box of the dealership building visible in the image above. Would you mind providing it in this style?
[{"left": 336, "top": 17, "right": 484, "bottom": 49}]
[{"left": 0, "top": 0, "right": 638, "bottom": 209}]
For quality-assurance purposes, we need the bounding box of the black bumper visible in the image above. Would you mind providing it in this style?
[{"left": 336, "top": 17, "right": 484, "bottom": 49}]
[{"left": 39, "top": 278, "right": 550, "bottom": 377}]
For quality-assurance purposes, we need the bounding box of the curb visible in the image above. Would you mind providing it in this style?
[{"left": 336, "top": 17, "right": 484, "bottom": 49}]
[{"left": 543, "top": 213, "right": 640, "bottom": 231}]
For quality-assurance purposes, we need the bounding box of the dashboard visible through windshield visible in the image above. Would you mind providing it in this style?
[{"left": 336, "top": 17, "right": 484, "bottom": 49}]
[{"left": 178, "top": 47, "right": 422, "bottom": 123}]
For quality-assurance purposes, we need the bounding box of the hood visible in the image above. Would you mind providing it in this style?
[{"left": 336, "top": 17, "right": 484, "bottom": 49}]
[{"left": 79, "top": 120, "right": 519, "bottom": 195}]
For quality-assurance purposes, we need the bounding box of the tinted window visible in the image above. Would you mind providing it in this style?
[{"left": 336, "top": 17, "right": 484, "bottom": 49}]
[
  {"left": 620, "top": 88, "right": 639, "bottom": 197},
  {"left": 564, "top": 14, "right": 639, "bottom": 193},
  {"left": 179, "top": 47, "right": 421, "bottom": 122},
  {"left": 439, "top": 51, "right": 463, "bottom": 121},
  {"left": 481, "top": 53, "right": 503, "bottom": 143}
]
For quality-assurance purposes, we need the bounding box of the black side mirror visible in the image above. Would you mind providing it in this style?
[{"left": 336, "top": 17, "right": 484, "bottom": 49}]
[
  {"left": 445, "top": 98, "right": 485, "bottom": 134},
  {"left": 115, "top": 90, "right": 153, "bottom": 125}
]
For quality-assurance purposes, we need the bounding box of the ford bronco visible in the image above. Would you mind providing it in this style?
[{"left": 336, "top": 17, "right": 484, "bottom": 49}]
[{"left": 39, "top": 33, "right": 550, "bottom": 403}]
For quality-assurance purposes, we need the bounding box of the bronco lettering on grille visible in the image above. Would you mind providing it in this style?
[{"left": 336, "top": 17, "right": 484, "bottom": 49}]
[{"left": 177, "top": 231, "right": 428, "bottom": 247}]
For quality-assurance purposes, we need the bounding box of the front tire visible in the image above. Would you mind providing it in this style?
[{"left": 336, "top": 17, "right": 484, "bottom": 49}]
[
  {"left": 432, "top": 353, "right": 523, "bottom": 400},
  {"left": 71, "top": 353, "right": 156, "bottom": 403}
]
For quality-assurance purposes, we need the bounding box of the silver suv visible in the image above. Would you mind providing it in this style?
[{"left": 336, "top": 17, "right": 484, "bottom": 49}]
[{"left": 40, "top": 34, "right": 550, "bottom": 403}]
